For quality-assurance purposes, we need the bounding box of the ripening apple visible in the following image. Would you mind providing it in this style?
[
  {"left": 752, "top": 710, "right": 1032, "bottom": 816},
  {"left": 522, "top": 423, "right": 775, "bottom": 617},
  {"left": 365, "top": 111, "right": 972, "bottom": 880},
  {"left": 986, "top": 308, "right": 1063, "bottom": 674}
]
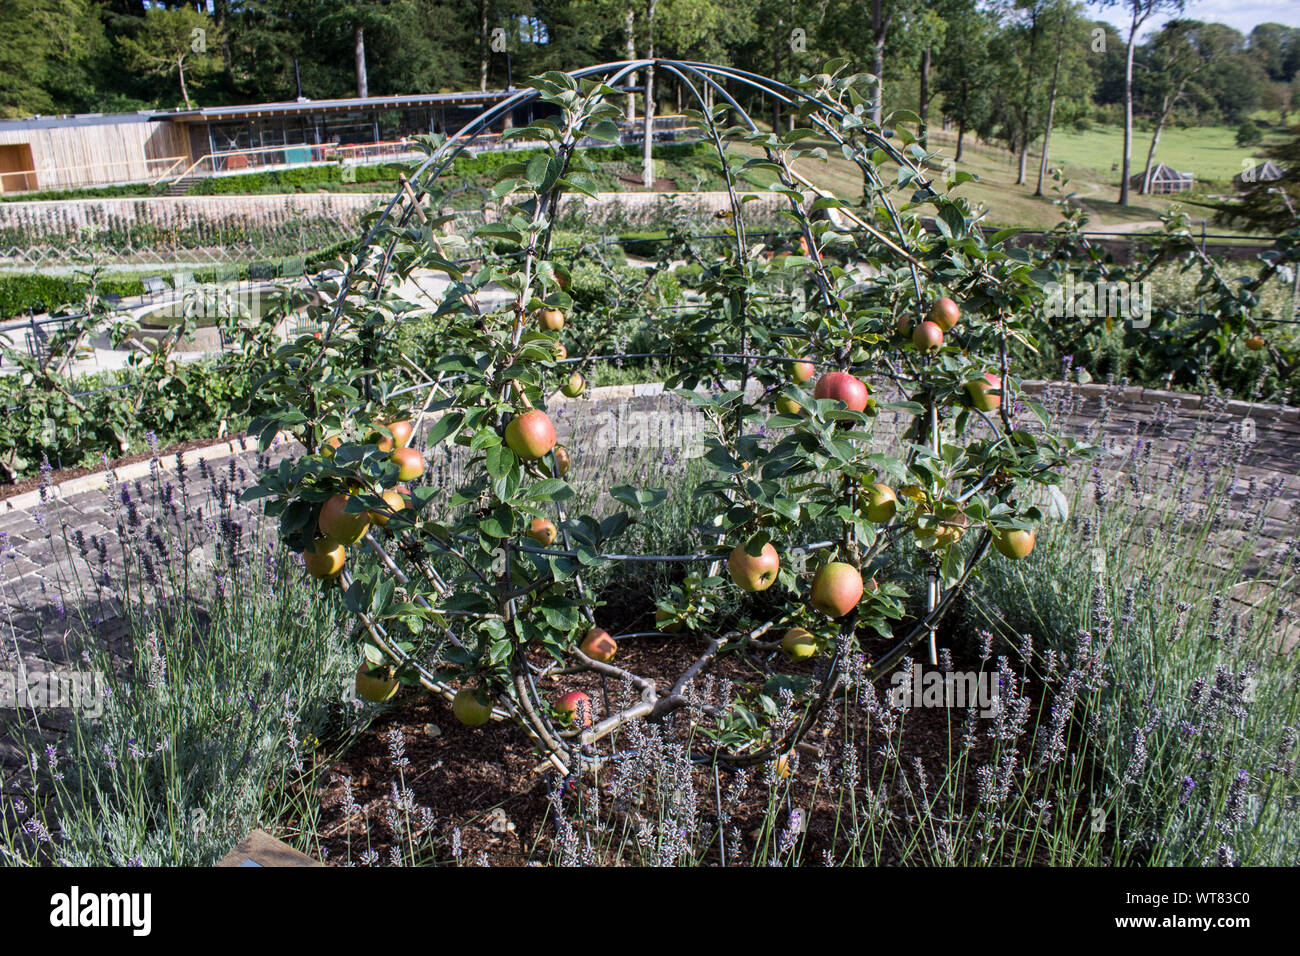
[
  {"left": 553, "top": 341, "right": 568, "bottom": 361},
  {"left": 811, "top": 562, "right": 864, "bottom": 617},
  {"left": 966, "top": 373, "right": 1002, "bottom": 413},
  {"left": 934, "top": 510, "right": 970, "bottom": 547},
  {"left": 865, "top": 483, "right": 898, "bottom": 523},
  {"left": 655, "top": 608, "right": 683, "bottom": 633},
  {"left": 369, "top": 419, "right": 413, "bottom": 452},
  {"left": 813, "top": 371, "right": 869, "bottom": 412},
  {"left": 303, "top": 537, "right": 346, "bottom": 579},
  {"left": 319, "top": 493, "right": 370, "bottom": 545},
  {"left": 391, "top": 446, "right": 426, "bottom": 482},
  {"left": 994, "top": 528, "right": 1036, "bottom": 559},
  {"left": 775, "top": 394, "right": 803, "bottom": 415},
  {"left": 321, "top": 434, "right": 343, "bottom": 458},
  {"left": 368, "top": 486, "right": 410, "bottom": 526},
  {"left": 555, "top": 690, "right": 593, "bottom": 728},
  {"left": 548, "top": 444, "right": 571, "bottom": 477},
  {"left": 913, "top": 320, "right": 944, "bottom": 351},
  {"left": 781, "top": 627, "right": 817, "bottom": 661},
  {"left": 1245, "top": 335, "right": 1266, "bottom": 351},
  {"left": 928, "top": 297, "right": 961, "bottom": 331},
  {"left": 897, "top": 313, "right": 914, "bottom": 338},
  {"left": 505, "top": 410, "right": 557, "bottom": 461},
  {"left": 452, "top": 687, "right": 492, "bottom": 727},
  {"left": 355, "top": 663, "right": 399, "bottom": 703},
  {"left": 561, "top": 373, "right": 586, "bottom": 398},
  {"left": 537, "top": 308, "right": 565, "bottom": 332},
  {"left": 580, "top": 627, "right": 617, "bottom": 662},
  {"left": 526, "top": 517, "right": 557, "bottom": 546},
  {"left": 791, "top": 358, "right": 815, "bottom": 384},
  {"left": 728, "top": 541, "right": 781, "bottom": 592}
]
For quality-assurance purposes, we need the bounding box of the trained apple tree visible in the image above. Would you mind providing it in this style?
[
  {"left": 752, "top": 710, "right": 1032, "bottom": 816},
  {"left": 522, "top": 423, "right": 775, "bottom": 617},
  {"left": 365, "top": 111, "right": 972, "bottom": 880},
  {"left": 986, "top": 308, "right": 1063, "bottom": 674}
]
[{"left": 245, "top": 62, "right": 1090, "bottom": 777}]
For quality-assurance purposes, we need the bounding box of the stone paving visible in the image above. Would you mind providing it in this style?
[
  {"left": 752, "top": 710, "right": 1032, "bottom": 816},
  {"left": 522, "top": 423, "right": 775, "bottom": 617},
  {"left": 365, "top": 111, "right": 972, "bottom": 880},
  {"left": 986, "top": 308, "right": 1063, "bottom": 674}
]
[{"left": 1, "top": 378, "right": 1298, "bottom": 797}]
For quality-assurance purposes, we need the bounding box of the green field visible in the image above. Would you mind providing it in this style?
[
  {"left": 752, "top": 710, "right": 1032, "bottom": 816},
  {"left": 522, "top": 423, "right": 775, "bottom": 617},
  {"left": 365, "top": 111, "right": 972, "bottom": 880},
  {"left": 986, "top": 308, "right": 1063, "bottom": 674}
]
[{"left": 1044, "top": 123, "right": 1285, "bottom": 184}]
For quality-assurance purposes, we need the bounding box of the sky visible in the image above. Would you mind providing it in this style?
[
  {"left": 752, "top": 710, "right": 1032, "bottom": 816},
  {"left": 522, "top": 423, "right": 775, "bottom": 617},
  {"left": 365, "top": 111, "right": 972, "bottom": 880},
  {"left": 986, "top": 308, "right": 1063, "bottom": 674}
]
[{"left": 1085, "top": 0, "right": 1300, "bottom": 41}]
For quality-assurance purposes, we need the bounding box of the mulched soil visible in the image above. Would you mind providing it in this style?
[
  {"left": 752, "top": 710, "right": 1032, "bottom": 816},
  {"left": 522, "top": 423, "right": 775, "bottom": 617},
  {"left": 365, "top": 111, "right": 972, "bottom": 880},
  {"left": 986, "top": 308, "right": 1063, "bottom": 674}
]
[
  {"left": 305, "top": 596, "right": 1067, "bottom": 867},
  {"left": 614, "top": 174, "right": 681, "bottom": 192},
  {"left": 0, "top": 433, "right": 249, "bottom": 502}
]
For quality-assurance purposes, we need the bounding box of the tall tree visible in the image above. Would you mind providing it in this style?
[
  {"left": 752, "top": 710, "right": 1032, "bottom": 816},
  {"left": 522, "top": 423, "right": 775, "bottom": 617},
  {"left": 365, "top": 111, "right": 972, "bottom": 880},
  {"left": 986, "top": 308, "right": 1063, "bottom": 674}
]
[
  {"left": 933, "top": 0, "right": 997, "bottom": 162},
  {"left": 116, "top": 6, "right": 224, "bottom": 109},
  {"left": 1034, "top": 0, "right": 1092, "bottom": 196},
  {"left": 1098, "top": 0, "right": 1186, "bottom": 206},
  {"left": 1135, "top": 20, "right": 1232, "bottom": 193}
]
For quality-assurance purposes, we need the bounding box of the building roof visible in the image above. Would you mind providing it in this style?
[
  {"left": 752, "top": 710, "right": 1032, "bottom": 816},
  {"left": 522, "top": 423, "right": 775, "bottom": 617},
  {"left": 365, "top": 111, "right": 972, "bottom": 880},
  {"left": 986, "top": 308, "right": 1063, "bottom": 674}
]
[
  {"left": 159, "top": 90, "right": 517, "bottom": 124},
  {"left": 0, "top": 90, "right": 517, "bottom": 132},
  {"left": 1235, "top": 160, "right": 1285, "bottom": 186},
  {"left": 0, "top": 111, "right": 157, "bottom": 132},
  {"left": 1129, "top": 162, "right": 1194, "bottom": 185}
]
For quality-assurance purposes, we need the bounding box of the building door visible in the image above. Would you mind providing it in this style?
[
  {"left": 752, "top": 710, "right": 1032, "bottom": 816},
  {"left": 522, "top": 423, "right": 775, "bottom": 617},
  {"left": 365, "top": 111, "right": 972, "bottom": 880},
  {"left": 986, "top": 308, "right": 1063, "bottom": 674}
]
[{"left": 0, "top": 144, "right": 36, "bottom": 193}]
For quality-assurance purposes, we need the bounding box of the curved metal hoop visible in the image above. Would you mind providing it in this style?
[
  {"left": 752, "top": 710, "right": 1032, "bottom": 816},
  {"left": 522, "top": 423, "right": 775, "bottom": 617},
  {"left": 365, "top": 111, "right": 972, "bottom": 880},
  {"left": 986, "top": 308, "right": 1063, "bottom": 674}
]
[{"left": 300, "top": 59, "right": 1009, "bottom": 776}]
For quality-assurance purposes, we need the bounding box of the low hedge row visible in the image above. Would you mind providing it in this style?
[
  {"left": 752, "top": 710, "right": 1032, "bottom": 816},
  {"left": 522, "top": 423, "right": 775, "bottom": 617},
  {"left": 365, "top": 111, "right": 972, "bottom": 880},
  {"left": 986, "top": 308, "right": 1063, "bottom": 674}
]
[{"left": 0, "top": 240, "right": 355, "bottom": 319}]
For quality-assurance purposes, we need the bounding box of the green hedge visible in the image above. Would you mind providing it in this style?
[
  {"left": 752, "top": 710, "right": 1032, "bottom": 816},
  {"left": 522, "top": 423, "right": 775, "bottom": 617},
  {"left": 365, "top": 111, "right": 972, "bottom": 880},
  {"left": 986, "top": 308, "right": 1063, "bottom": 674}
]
[{"left": 0, "top": 241, "right": 355, "bottom": 319}]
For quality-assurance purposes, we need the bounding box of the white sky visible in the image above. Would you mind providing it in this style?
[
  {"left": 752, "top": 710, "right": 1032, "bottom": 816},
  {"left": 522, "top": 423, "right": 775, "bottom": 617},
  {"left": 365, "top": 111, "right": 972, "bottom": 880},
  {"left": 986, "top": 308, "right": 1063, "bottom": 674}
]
[{"left": 1084, "top": 0, "right": 1300, "bottom": 41}]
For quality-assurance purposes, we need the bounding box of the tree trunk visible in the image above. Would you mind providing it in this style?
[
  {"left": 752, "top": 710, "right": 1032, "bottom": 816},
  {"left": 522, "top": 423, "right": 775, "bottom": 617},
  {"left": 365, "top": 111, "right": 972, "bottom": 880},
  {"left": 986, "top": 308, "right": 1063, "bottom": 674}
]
[
  {"left": 772, "top": 32, "right": 782, "bottom": 133},
  {"left": 625, "top": 11, "right": 637, "bottom": 123},
  {"left": 1017, "top": 143, "right": 1028, "bottom": 185},
  {"left": 642, "top": 0, "right": 657, "bottom": 190},
  {"left": 871, "top": 0, "right": 888, "bottom": 125},
  {"left": 1120, "top": 16, "right": 1139, "bottom": 205},
  {"left": 355, "top": 25, "right": 368, "bottom": 98},
  {"left": 178, "top": 55, "right": 191, "bottom": 110},
  {"left": 919, "top": 48, "right": 931, "bottom": 151},
  {"left": 1140, "top": 96, "right": 1172, "bottom": 194},
  {"left": 479, "top": 3, "right": 490, "bottom": 92},
  {"left": 1035, "top": 25, "right": 1067, "bottom": 196}
]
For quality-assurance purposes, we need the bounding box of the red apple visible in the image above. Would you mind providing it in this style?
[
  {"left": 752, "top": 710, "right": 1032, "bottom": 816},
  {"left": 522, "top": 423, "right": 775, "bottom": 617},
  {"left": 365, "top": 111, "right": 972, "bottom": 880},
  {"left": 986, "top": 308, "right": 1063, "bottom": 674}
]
[
  {"left": 913, "top": 321, "right": 944, "bottom": 351},
  {"left": 994, "top": 528, "right": 1035, "bottom": 559},
  {"left": 319, "top": 493, "right": 370, "bottom": 545},
  {"left": 811, "top": 562, "right": 864, "bottom": 617},
  {"left": 928, "top": 297, "right": 961, "bottom": 331},
  {"left": 791, "top": 358, "right": 815, "bottom": 383},
  {"left": 553, "top": 341, "right": 568, "bottom": 361},
  {"left": 391, "top": 446, "right": 425, "bottom": 482},
  {"left": 303, "top": 537, "right": 345, "bottom": 579},
  {"left": 369, "top": 419, "right": 413, "bottom": 452},
  {"left": 1245, "top": 335, "right": 1266, "bottom": 351},
  {"left": 579, "top": 627, "right": 617, "bottom": 662},
  {"left": 555, "top": 691, "right": 593, "bottom": 728},
  {"left": 728, "top": 541, "right": 781, "bottom": 592},
  {"left": 452, "top": 687, "right": 492, "bottom": 726},
  {"left": 864, "top": 483, "right": 898, "bottom": 523},
  {"left": 505, "top": 410, "right": 557, "bottom": 461},
  {"left": 813, "top": 371, "right": 869, "bottom": 412},
  {"left": 966, "top": 373, "right": 1002, "bottom": 413}
]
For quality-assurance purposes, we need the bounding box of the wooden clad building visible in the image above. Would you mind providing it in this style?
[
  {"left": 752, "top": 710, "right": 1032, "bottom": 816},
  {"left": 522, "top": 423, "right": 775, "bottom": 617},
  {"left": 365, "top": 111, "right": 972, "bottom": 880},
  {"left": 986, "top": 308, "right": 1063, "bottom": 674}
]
[{"left": 0, "top": 90, "right": 519, "bottom": 195}]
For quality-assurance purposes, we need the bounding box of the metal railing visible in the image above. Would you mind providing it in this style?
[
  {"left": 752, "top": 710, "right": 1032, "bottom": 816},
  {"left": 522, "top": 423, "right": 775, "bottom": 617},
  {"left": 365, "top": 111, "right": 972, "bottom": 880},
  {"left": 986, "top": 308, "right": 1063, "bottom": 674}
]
[{"left": 0, "top": 155, "right": 189, "bottom": 195}]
